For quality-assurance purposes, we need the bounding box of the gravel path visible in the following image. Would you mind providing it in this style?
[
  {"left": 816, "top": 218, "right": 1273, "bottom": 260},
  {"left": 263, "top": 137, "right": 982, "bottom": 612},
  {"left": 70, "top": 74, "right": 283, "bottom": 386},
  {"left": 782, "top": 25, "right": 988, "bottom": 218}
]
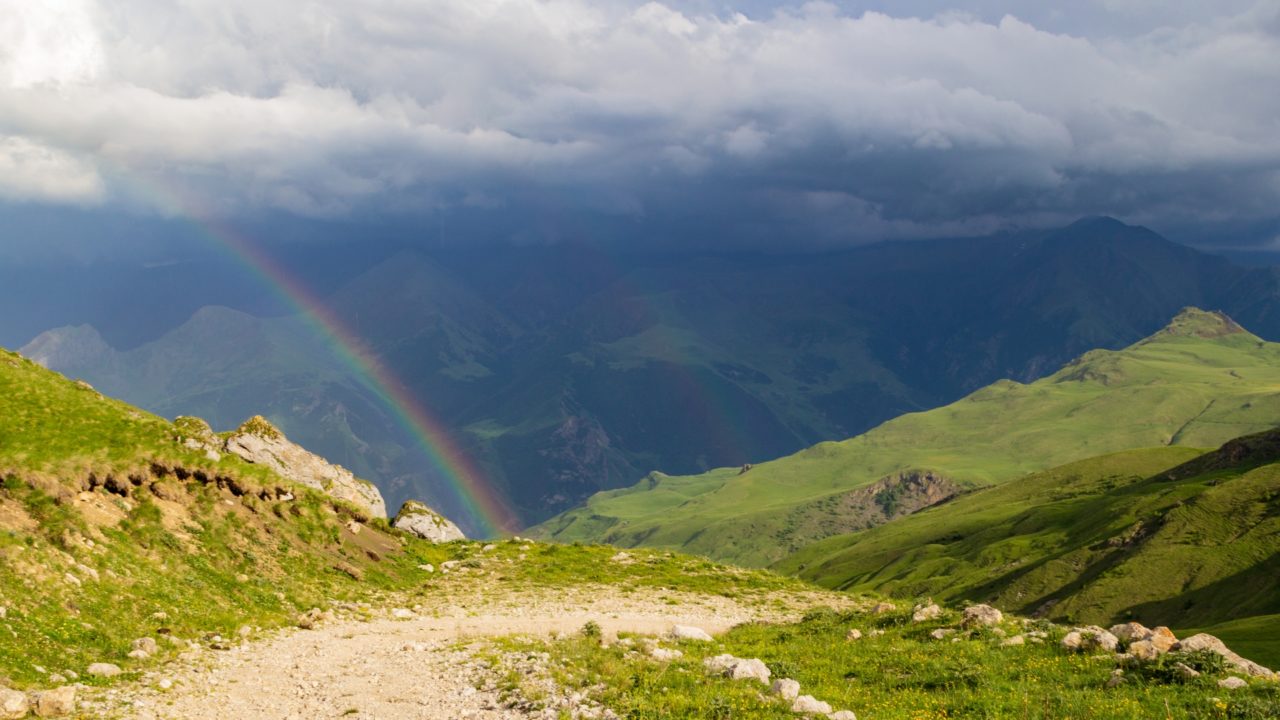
[{"left": 92, "top": 586, "right": 833, "bottom": 719}]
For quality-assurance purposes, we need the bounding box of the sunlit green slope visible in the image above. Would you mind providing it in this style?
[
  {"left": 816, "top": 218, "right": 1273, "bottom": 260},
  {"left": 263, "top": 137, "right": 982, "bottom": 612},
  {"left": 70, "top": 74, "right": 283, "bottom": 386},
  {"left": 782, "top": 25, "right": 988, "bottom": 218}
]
[{"left": 532, "top": 308, "right": 1280, "bottom": 566}]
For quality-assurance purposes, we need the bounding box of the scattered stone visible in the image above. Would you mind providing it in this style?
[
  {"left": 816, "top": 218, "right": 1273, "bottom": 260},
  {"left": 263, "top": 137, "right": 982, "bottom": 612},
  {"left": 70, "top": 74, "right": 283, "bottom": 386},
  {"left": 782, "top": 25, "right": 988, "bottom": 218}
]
[
  {"left": 235, "top": 574, "right": 249, "bottom": 584},
  {"left": 391, "top": 608, "right": 415, "bottom": 620},
  {"left": 296, "top": 608, "right": 330, "bottom": 630},
  {"left": 930, "top": 628, "right": 956, "bottom": 640},
  {"left": 791, "top": 695, "right": 833, "bottom": 715},
  {"left": 237, "top": 625, "right": 252, "bottom": 638},
  {"left": 1177, "top": 633, "right": 1274, "bottom": 678},
  {"left": 1128, "top": 640, "right": 1160, "bottom": 661},
  {"left": 610, "top": 552, "right": 633, "bottom": 563},
  {"left": 830, "top": 712, "right": 857, "bottom": 720},
  {"left": 1001, "top": 635, "right": 1025, "bottom": 647},
  {"left": 33, "top": 686, "right": 75, "bottom": 717},
  {"left": 1061, "top": 631, "right": 1083, "bottom": 651},
  {"left": 345, "top": 520, "right": 362, "bottom": 535},
  {"left": 649, "top": 647, "right": 682, "bottom": 662},
  {"left": 1148, "top": 627, "right": 1178, "bottom": 653},
  {"left": 703, "top": 655, "right": 740, "bottom": 675},
  {"left": 1174, "top": 662, "right": 1200, "bottom": 680},
  {"left": 870, "top": 602, "right": 895, "bottom": 614},
  {"left": 1218, "top": 677, "right": 1248, "bottom": 690},
  {"left": 418, "top": 564, "right": 435, "bottom": 573},
  {"left": 670, "top": 625, "right": 713, "bottom": 642},
  {"left": 0, "top": 687, "right": 28, "bottom": 719},
  {"left": 961, "top": 604, "right": 1003, "bottom": 628},
  {"left": 1105, "top": 669, "right": 1125, "bottom": 689},
  {"left": 1064, "top": 626, "right": 1118, "bottom": 653},
  {"left": 912, "top": 603, "right": 941, "bottom": 623},
  {"left": 63, "top": 573, "right": 81, "bottom": 588},
  {"left": 482, "top": 543, "right": 497, "bottom": 551},
  {"left": 1108, "top": 622, "right": 1151, "bottom": 644},
  {"left": 771, "top": 678, "right": 800, "bottom": 700},
  {"left": 158, "top": 678, "right": 173, "bottom": 690},
  {"left": 127, "top": 650, "right": 149, "bottom": 660},
  {"left": 845, "top": 629, "right": 862, "bottom": 641},
  {"left": 132, "top": 637, "right": 158, "bottom": 655},
  {"left": 727, "top": 658, "right": 771, "bottom": 683},
  {"left": 86, "top": 663, "right": 121, "bottom": 678}
]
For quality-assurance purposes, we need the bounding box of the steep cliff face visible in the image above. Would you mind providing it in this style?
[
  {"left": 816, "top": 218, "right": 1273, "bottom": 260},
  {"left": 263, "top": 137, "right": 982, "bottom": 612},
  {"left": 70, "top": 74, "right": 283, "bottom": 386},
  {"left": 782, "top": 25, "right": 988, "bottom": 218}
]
[{"left": 223, "top": 416, "right": 388, "bottom": 520}]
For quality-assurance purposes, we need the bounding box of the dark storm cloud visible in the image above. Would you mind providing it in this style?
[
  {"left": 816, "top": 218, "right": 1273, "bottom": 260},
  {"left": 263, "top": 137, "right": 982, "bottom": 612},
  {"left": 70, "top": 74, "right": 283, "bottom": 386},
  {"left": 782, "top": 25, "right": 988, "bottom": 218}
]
[{"left": 1, "top": 0, "right": 1278, "bottom": 247}]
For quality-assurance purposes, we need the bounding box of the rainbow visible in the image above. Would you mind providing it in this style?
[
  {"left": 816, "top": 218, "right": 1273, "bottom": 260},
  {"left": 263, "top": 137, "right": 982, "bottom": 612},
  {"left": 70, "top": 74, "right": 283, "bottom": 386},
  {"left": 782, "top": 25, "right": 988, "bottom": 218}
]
[{"left": 135, "top": 186, "right": 517, "bottom": 536}]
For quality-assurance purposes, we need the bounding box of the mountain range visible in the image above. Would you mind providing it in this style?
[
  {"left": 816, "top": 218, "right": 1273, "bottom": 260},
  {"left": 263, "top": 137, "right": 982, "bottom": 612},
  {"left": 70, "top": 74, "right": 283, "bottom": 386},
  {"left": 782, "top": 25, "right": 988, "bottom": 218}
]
[{"left": 22, "top": 217, "right": 1280, "bottom": 534}]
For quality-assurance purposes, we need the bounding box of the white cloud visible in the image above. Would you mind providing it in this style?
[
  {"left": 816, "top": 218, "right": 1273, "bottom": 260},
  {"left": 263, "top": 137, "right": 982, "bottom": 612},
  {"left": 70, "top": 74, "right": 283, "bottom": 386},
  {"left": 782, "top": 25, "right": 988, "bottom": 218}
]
[
  {"left": 0, "top": 135, "right": 103, "bottom": 203},
  {"left": 0, "top": 0, "right": 1275, "bottom": 239}
]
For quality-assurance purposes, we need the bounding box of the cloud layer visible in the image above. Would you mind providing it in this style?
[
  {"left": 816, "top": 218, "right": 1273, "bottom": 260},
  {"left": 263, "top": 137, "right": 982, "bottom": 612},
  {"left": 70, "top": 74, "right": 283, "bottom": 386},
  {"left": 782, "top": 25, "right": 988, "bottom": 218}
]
[{"left": 1, "top": 0, "right": 1278, "bottom": 245}]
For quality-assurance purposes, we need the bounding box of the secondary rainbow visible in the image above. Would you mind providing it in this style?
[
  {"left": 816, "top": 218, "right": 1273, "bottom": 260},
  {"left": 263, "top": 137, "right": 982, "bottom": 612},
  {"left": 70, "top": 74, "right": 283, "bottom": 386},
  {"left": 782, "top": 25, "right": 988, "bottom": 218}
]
[{"left": 139, "top": 189, "right": 517, "bottom": 536}]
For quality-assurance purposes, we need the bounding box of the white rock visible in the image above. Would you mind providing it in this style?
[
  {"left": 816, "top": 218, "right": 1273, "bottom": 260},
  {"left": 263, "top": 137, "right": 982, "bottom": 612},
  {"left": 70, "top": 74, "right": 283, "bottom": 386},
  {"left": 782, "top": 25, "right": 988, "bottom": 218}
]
[
  {"left": 158, "top": 679, "right": 173, "bottom": 690},
  {"left": 86, "top": 663, "right": 121, "bottom": 678},
  {"left": 670, "top": 625, "right": 713, "bottom": 642},
  {"left": 912, "top": 603, "right": 941, "bottom": 622},
  {"left": 649, "top": 647, "right": 682, "bottom": 662},
  {"left": 703, "top": 655, "right": 739, "bottom": 674},
  {"left": 845, "top": 629, "right": 862, "bottom": 641},
  {"left": 391, "top": 608, "right": 415, "bottom": 619},
  {"left": 0, "top": 687, "right": 28, "bottom": 719},
  {"left": 792, "top": 695, "right": 833, "bottom": 715},
  {"left": 830, "top": 712, "right": 857, "bottom": 720},
  {"left": 223, "top": 416, "right": 387, "bottom": 519},
  {"left": 1001, "top": 635, "right": 1025, "bottom": 647},
  {"left": 1218, "top": 677, "right": 1248, "bottom": 690},
  {"left": 482, "top": 543, "right": 497, "bottom": 551},
  {"left": 770, "top": 678, "right": 800, "bottom": 700},
  {"left": 727, "top": 658, "right": 771, "bottom": 683},
  {"left": 393, "top": 501, "right": 466, "bottom": 543},
  {"left": 961, "top": 604, "right": 1002, "bottom": 628},
  {"left": 930, "top": 629, "right": 956, "bottom": 640},
  {"left": 418, "top": 564, "right": 435, "bottom": 573},
  {"left": 34, "top": 686, "right": 76, "bottom": 717},
  {"left": 132, "top": 637, "right": 158, "bottom": 655}
]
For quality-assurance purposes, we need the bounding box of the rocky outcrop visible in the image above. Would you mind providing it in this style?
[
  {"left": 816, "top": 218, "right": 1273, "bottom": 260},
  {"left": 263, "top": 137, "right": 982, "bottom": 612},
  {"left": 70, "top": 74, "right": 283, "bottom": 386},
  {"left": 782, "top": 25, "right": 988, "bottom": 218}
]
[
  {"left": 392, "top": 501, "right": 465, "bottom": 543},
  {"left": 223, "top": 416, "right": 387, "bottom": 519},
  {"left": 1176, "top": 633, "right": 1274, "bottom": 678}
]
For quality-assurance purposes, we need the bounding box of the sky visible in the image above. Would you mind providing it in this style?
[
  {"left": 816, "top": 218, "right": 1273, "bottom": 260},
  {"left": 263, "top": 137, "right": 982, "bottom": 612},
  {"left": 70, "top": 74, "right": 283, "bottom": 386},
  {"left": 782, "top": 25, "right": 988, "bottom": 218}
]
[{"left": 1, "top": 0, "right": 1278, "bottom": 255}]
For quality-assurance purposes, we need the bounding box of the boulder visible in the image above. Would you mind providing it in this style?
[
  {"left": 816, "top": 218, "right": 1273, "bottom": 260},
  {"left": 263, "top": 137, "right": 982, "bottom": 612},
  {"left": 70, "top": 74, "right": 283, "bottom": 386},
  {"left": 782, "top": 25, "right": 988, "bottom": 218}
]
[
  {"left": 1218, "top": 677, "right": 1248, "bottom": 690},
  {"left": 930, "top": 628, "right": 956, "bottom": 640},
  {"left": 703, "top": 655, "right": 740, "bottom": 674},
  {"left": 132, "top": 637, "right": 158, "bottom": 656},
  {"left": 1108, "top": 622, "right": 1151, "bottom": 644},
  {"left": 224, "top": 416, "right": 387, "bottom": 519},
  {"left": 791, "top": 695, "right": 832, "bottom": 715},
  {"left": 0, "top": 688, "right": 28, "bottom": 720},
  {"left": 727, "top": 658, "right": 771, "bottom": 683},
  {"left": 845, "top": 629, "right": 862, "bottom": 641},
  {"left": 770, "top": 678, "right": 800, "bottom": 700},
  {"left": 1128, "top": 640, "right": 1160, "bottom": 662},
  {"left": 649, "top": 647, "right": 682, "bottom": 662},
  {"left": 391, "top": 501, "right": 465, "bottom": 543},
  {"left": 1066, "top": 626, "right": 1118, "bottom": 653},
  {"left": 961, "top": 605, "right": 1003, "bottom": 628},
  {"left": 1148, "top": 626, "right": 1178, "bottom": 653},
  {"left": 1176, "top": 633, "right": 1274, "bottom": 678},
  {"left": 34, "top": 686, "right": 75, "bottom": 717},
  {"left": 912, "top": 603, "right": 942, "bottom": 623},
  {"left": 86, "top": 663, "right": 121, "bottom": 678},
  {"left": 830, "top": 712, "right": 857, "bottom": 720},
  {"left": 671, "top": 625, "right": 713, "bottom": 642}
]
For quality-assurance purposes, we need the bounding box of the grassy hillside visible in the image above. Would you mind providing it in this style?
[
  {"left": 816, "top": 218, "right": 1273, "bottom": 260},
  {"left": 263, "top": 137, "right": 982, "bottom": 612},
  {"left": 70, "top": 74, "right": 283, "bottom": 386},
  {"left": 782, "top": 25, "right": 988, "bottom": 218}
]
[
  {"left": 494, "top": 602, "right": 1280, "bottom": 719},
  {"left": 776, "top": 431, "right": 1280, "bottom": 667},
  {"left": 0, "top": 346, "right": 806, "bottom": 689},
  {"left": 532, "top": 308, "right": 1280, "bottom": 566}
]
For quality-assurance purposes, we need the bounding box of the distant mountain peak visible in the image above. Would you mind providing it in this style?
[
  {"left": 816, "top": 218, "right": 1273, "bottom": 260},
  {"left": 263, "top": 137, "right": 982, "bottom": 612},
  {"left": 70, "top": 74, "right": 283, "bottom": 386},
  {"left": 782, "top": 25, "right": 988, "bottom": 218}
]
[{"left": 1155, "top": 307, "right": 1247, "bottom": 339}]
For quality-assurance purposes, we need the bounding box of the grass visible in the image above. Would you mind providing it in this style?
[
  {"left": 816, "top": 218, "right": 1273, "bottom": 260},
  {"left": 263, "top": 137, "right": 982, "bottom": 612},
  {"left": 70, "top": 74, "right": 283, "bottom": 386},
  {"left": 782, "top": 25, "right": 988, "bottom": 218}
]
[
  {"left": 492, "top": 604, "right": 1280, "bottom": 720},
  {"left": 773, "top": 431, "right": 1280, "bottom": 641},
  {"left": 532, "top": 309, "right": 1280, "bottom": 567},
  {"left": 0, "top": 345, "right": 828, "bottom": 690}
]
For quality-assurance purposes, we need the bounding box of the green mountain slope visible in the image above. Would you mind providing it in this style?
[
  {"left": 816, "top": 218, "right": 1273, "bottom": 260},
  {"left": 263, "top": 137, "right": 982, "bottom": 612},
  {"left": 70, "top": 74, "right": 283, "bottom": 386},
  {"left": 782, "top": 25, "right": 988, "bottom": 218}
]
[
  {"left": 532, "top": 308, "right": 1280, "bottom": 566},
  {"left": 776, "top": 431, "right": 1280, "bottom": 667}
]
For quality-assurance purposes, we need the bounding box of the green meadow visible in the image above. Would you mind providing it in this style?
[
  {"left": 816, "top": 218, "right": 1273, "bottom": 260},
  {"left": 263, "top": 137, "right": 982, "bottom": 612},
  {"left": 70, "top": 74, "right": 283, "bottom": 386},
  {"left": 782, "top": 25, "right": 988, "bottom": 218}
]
[{"left": 533, "top": 309, "right": 1280, "bottom": 567}]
